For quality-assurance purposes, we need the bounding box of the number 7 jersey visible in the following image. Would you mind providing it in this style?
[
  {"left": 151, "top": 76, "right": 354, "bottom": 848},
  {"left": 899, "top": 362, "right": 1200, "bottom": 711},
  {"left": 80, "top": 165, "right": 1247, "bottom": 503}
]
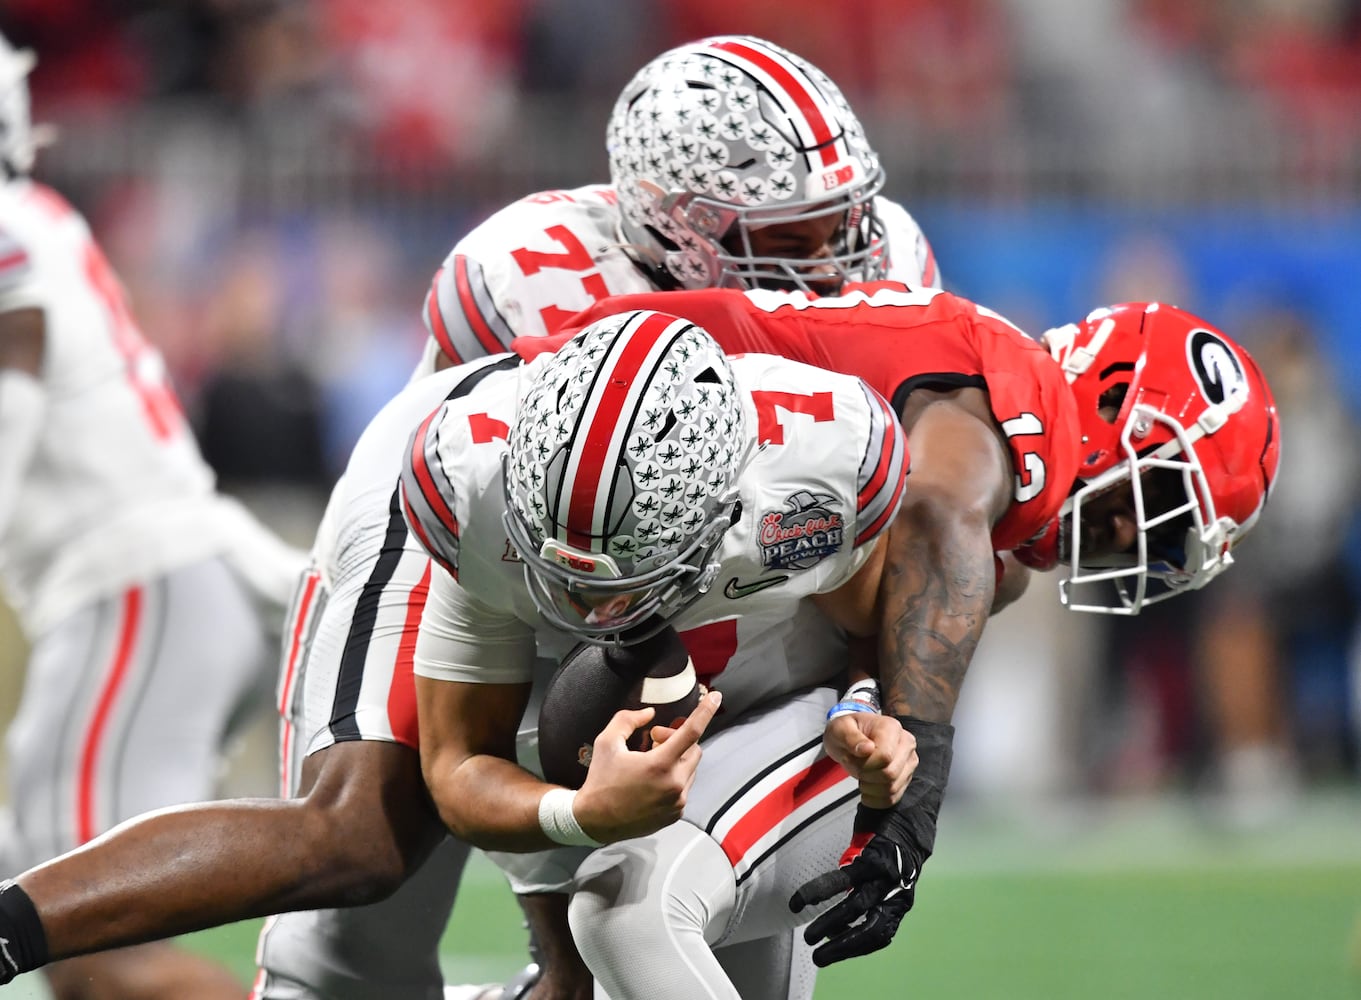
[
  {"left": 535, "top": 284, "right": 1081, "bottom": 553},
  {"left": 402, "top": 348, "right": 908, "bottom": 696}
]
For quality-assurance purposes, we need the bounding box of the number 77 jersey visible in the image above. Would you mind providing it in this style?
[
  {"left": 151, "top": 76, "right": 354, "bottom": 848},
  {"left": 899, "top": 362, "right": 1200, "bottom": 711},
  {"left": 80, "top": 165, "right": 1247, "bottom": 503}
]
[{"left": 416, "top": 183, "right": 941, "bottom": 374}]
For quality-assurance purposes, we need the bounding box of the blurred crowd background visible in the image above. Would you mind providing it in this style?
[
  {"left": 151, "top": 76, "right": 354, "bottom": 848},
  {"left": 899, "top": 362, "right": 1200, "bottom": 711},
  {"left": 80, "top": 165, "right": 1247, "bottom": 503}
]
[{"left": 2, "top": 0, "right": 1359, "bottom": 826}]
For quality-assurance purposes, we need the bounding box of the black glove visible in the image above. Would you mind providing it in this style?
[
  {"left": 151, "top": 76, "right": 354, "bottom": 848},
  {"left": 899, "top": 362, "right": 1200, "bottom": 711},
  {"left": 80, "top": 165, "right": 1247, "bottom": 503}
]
[
  {"left": 789, "top": 804, "right": 925, "bottom": 966},
  {"left": 0, "top": 880, "right": 48, "bottom": 984},
  {"left": 789, "top": 716, "right": 954, "bottom": 967}
]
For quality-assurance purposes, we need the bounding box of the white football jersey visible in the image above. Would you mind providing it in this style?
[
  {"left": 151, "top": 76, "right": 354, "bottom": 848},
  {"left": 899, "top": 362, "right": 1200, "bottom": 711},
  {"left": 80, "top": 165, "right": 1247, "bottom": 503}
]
[
  {"left": 406, "top": 351, "right": 908, "bottom": 718},
  {"left": 412, "top": 183, "right": 940, "bottom": 375},
  {"left": 0, "top": 181, "right": 299, "bottom": 634},
  {"left": 305, "top": 353, "right": 519, "bottom": 613}
]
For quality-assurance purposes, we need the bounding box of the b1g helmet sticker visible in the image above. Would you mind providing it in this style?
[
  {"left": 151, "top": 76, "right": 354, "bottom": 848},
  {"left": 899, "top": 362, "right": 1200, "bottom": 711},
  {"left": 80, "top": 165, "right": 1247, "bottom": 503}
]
[
  {"left": 1187, "top": 328, "right": 1248, "bottom": 407},
  {"left": 759, "top": 490, "right": 845, "bottom": 570}
]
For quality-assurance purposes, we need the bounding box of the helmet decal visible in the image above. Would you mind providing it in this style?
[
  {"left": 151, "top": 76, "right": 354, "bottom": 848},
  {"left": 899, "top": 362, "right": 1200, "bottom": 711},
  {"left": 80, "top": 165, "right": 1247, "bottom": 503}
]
[
  {"left": 503, "top": 310, "right": 748, "bottom": 644},
  {"left": 1052, "top": 302, "right": 1281, "bottom": 615},
  {"left": 707, "top": 37, "right": 851, "bottom": 181},
  {"left": 607, "top": 35, "right": 887, "bottom": 292},
  {"left": 1186, "top": 328, "right": 1248, "bottom": 407}
]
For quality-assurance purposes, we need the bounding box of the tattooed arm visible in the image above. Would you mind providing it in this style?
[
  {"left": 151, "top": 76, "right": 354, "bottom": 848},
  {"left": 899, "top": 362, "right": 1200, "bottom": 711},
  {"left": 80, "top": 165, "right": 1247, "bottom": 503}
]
[
  {"left": 790, "top": 385, "right": 1017, "bottom": 967},
  {"left": 880, "top": 385, "right": 1014, "bottom": 720}
]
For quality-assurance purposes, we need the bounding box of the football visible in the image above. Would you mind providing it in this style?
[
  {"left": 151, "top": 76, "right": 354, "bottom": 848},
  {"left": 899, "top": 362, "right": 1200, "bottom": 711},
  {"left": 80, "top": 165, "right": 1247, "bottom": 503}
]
[{"left": 537, "top": 624, "right": 704, "bottom": 789}]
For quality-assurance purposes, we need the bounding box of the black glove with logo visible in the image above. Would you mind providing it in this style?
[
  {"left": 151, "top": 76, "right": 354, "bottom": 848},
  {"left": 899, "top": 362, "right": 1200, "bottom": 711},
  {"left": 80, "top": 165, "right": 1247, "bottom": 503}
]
[
  {"left": 789, "top": 717, "right": 954, "bottom": 967},
  {"left": 0, "top": 880, "right": 48, "bottom": 984}
]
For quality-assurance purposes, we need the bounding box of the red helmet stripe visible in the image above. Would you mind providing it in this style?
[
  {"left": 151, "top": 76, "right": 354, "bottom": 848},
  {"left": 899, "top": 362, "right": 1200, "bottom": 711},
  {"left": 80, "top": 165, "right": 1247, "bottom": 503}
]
[
  {"left": 710, "top": 38, "right": 839, "bottom": 167},
  {"left": 565, "top": 312, "right": 677, "bottom": 548}
]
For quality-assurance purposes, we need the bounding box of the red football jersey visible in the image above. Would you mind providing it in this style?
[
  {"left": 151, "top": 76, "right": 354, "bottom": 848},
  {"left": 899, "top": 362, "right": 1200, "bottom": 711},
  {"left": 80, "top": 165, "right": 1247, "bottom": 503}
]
[{"left": 517, "top": 283, "right": 1079, "bottom": 551}]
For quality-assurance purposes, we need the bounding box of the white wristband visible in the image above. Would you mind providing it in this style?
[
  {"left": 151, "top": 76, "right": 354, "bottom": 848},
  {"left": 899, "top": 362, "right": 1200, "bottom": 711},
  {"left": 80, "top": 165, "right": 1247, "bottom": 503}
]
[
  {"left": 537, "top": 788, "right": 602, "bottom": 847},
  {"left": 844, "top": 678, "right": 881, "bottom": 712}
]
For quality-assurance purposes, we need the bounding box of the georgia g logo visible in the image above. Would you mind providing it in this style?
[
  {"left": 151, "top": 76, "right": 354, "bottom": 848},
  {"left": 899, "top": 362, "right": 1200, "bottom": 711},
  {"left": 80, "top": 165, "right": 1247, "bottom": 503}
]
[{"left": 1187, "top": 329, "right": 1248, "bottom": 406}]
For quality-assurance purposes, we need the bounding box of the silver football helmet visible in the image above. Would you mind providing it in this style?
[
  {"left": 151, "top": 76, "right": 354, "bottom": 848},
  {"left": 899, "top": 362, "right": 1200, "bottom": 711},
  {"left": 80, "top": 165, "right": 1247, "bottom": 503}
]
[
  {"left": 503, "top": 309, "right": 748, "bottom": 645},
  {"left": 607, "top": 35, "right": 887, "bottom": 293}
]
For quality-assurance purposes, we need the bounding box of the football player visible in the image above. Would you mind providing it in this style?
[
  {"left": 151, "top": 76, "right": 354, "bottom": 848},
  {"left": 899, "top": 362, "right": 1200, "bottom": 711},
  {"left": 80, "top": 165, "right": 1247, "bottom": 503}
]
[
  {"left": 0, "top": 283, "right": 1278, "bottom": 999},
  {"left": 403, "top": 308, "right": 918, "bottom": 999},
  {"left": 0, "top": 34, "right": 306, "bottom": 1000},
  {"left": 511, "top": 284, "right": 1281, "bottom": 994},
  {"left": 418, "top": 32, "right": 938, "bottom": 378},
  {"left": 255, "top": 33, "right": 941, "bottom": 1000},
  {"left": 0, "top": 34, "right": 937, "bottom": 1000}
]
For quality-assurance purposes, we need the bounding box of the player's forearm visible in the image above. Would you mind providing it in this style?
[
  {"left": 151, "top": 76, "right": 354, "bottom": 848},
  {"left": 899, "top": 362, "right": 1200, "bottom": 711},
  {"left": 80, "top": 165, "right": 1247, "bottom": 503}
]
[
  {"left": 429, "top": 753, "right": 572, "bottom": 852},
  {"left": 17, "top": 799, "right": 347, "bottom": 960},
  {"left": 414, "top": 674, "right": 563, "bottom": 850},
  {"left": 876, "top": 496, "right": 995, "bottom": 723},
  {"left": 990, "top": 551, "right": 1032, "bottom": 614}
]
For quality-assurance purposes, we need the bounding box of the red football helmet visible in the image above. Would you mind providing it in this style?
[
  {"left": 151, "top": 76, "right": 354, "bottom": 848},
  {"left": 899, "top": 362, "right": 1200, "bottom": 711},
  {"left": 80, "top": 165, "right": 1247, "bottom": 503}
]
[{"left": 1033, "top": 302, "right": 1281, "bottom": 614}]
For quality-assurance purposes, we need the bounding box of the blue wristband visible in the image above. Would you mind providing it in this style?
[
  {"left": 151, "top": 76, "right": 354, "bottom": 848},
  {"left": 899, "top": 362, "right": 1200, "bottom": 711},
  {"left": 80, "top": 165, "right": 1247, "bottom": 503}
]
[{"left": 827, "top": 701, "right": 879, "bottom": 722}]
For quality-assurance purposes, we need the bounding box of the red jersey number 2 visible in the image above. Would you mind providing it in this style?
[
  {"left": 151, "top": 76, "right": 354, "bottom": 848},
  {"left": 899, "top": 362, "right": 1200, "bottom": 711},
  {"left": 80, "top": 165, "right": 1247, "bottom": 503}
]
[{"left": 509, "top": 225, "right": 610, "bottom": 333}]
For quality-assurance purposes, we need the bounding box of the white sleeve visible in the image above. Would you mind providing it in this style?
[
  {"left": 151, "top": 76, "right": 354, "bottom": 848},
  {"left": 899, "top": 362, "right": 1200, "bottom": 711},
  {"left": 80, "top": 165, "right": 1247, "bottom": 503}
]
[
  {"left": 414, "top": 564, "right": 537, "bottom": 684},
  {"left": 878, "top": 196, "right": 941, "bottom": 290},
  {"left": 0, "top": 368, "right": 45, "bottom": 535},
  {"left": 421, "top": 250, "right": 519, "bottom": 366},
  {"left": 0, "top": 225, "right": 44, "bottom": 314},
  {"left": 849, "top": 378, "right": 910, "bottom": 552}
]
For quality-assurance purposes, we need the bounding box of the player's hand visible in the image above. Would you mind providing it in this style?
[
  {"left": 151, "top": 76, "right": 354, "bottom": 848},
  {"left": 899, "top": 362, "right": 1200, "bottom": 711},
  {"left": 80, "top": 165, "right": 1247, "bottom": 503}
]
[
  {"left": 823, "top": 714, "right": 917, "bottom": 809},
  {"left": 574, "top": 689, "right": 721, "bottom": 842},
  {"left": 789, "top": 803, "right": 926, "bottom": 966},
  {"left": 646, "top": 682, "right": 709, "bottom": 749}
]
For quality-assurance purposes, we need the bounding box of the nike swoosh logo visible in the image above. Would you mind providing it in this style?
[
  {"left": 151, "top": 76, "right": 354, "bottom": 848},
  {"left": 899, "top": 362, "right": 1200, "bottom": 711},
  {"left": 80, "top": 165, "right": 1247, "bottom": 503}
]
[{"left": 724, "top": 575, "right": 789, "bottom": 600}]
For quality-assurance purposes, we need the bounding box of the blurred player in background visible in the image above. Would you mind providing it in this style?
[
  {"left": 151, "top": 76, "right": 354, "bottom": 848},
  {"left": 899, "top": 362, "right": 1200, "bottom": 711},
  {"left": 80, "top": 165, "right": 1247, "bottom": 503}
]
[
  {"left": 0, "top": 34, "right": 306, "bottom": 1000},
  {"left": 0, "top": 34, "right": 939, "bottom": 1000}
]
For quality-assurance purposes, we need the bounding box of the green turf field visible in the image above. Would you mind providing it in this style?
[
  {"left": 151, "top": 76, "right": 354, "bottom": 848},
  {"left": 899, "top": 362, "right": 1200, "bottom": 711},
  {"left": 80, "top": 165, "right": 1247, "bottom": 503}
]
[{"left": 9, "top": 793, "right": 1361, "bottom": 999}]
